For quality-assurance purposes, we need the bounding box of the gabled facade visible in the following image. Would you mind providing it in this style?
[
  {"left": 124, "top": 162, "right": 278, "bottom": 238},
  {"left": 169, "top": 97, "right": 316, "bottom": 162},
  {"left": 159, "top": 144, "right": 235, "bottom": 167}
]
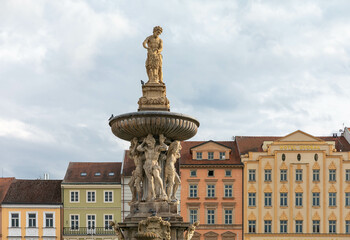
[
  {"left": 239, "top": 130, "right": 350, "bottom": 240},
  {"left": 180, "top": 141, "right": 243, "bottom": 240},
  {"left": 1, "top": 179, "right": 62, "bottom": 240},
  {"left": 61, "top": 162, "right": 122, "bottom": 240}
]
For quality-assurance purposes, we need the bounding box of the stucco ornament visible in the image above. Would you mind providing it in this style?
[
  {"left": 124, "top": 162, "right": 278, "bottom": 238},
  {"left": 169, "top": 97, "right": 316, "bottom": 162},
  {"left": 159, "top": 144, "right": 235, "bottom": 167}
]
[
  {"left": 128, "top": 137, "right": 144, "bottom": 203},
  {"left": 143, "top": 26, "right": 163, "bottom": 84},
  {"left": 165, "top": 140, "right": 181, "bottom": 201},
  {"left": 135, "top": 216, "right": 171, "bottom": 240},
  {"left": 110, "top": 221, "right": 125, "bottom": 240},
  {"left": 137, "top": 134, "right": 168, "bottom": 201},
  {"left": 184, "top": 222, "right": 199, "bottom": 240}
]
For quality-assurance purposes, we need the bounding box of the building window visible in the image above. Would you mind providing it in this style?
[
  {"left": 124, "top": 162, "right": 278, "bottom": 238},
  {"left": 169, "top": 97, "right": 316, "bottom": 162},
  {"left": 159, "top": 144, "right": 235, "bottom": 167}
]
[
  {"left": 104, "top": 215, "right": 113, "bottom": 229},
  {"left": 329, "top": 193, "right": 336, "bottom": 206},
  {"left": 346, "top": 169, "right": 350, "bottom": 181},
  {"left": 70, "top": 215, "right": 79, "bottom": 230},
  {"left": 329, "top": 220, "right": 336, "bottom": 233},
  {"left": 207, "top": 184, "right": 215, "bottom": 198},
  {"left": 189, "top": 185, "right": 198, "bottom": 198},
  {"left": 28, "top": 213, "right": 36, "bottom": 227},
  {"left": 190, "top": 170, "right": 197, "bottom": 177},
  {"left": 225, "top": 170, "right": 231, "bottom": 177},
  {"left": 87, "top": 215, "right": 95, "bottom": 230},
  {"left": 280, "top": 169, "right": 287, "bottom": 181},
  {"left": 280, "top": 220, "right": 287, "bottom": 233},
  {"left": 70, "top": 191, "right": 79, "bottom": 202},
  {"left": 295, "top": 193, "right": 303, "bottom": 207},
  {"left": 346, "top": 220, "right": 350, "bottom": 233},
  {"left": 95, "top": 172, "right": 101, "bottom": 176},
  {"left": 312, "top": 220, "right": 320, "bottom": 233},
  {"left": 249, "top": 169, "right": 256, "bottom": 182},
  {"left": 296, "top": 169, "right": 303, "bottom": 182},
  {"left": 224, "top": 185, "right": 233, "bottom": 198},
  {"left": 280, "top": 193, "right": 287, "bottom": 207},
  {"left": 208, "top": 152, "right": 214, "bottom": 160},
  {"left": 196, "top": 152, "right": 202, "bottom": 160},
  {"left": 248, "top": 193, "right": 256, "bottom": 207},
  {"left": 297, "top": 153, "right": 301, "bottom": 161},
  {"left": 104, "top": 191, "right": 113, "bottom": 202},
  {"left": 80, "top": 172, "right": 87, "bottom": 176},
  {"left": 264, "top": 220, "right": 272, "bottom": 233},
  {"left": 87, "top": 191, "right": 96, "bottom": 202},
  {"left": 265, "top": 170, "right": 272, "bottom": 182},
  {"left": 313, "top": 170, "right": 320, "bottom": 182},
  {"left": 346, "top": 192, "right": 350, "bottom": 206},
  {"left": 108, "top": 172, "right": 115, "bottom": 176},
  {"left": 208, "top": 170, "right": 214, "bottom": 177},
  {"left": 264, "top": 193, "right": 272, "bottom": 207},
  {"left": 248, "top": 220, "right": 256, "bottom": 233},
  {"left": 282, "top": 153, "right": 286, "bottom": 161},
  {"left": 10, "top": 213, "right": 19, "bottom": 227},
  {"left": 189, "top": 209, "right": 198, "bottom": 224},
  {"left": 207, "top": 209, "right": 215, "bottom": 224},
  {"left": 329, "top": 169, "right": 336, "bottom": 181},
  {"left": 224, "top": 209, "right": 233, "bottom": 224},
  {"left": 45, "top": 213, "right": 54, "bottom": 228},
  {"left": 295, "top": 220, "right": 303, "bottom": 233},
  {"left": 312, "top": 192, "right": 320, "bottom": 207},
  {"left": 220, "top": 152, "right": 226, "bottom": 160}
]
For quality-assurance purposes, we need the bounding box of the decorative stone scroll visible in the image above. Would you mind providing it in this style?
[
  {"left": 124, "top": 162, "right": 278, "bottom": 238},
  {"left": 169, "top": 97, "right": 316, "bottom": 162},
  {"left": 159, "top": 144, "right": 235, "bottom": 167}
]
[
  {"left": 135, "top": 216, "right": 171, "bottom": 240},
  {"left": 185, "top": 222, "right": 199, "bottom": 240}
]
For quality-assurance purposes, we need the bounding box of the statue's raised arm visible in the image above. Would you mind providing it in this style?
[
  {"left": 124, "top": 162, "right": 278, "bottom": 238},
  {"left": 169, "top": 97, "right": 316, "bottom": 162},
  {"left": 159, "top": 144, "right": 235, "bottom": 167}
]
[{"left": 143, "top": 26, "right": 163, "bottom": 84}]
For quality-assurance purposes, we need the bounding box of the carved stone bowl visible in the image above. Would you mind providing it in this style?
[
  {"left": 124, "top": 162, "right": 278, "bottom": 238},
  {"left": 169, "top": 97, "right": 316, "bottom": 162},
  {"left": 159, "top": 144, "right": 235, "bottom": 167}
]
[{"left": 109, "top": 111, "right": 199, "bottom": 141}]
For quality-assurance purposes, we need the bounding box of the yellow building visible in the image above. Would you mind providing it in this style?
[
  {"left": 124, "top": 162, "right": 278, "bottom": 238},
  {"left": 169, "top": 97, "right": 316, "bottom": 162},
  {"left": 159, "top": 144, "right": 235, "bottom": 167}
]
[
  {"left": 1, "top": 180, "right": 62, "bottom": 240},
  {"left": 239, "top": 130, "right": 350, "bottom": 240}
]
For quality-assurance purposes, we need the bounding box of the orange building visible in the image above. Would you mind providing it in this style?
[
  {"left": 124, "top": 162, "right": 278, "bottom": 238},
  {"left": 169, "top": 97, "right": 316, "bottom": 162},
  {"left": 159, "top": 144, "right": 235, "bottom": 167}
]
[{"left": 180, "top": 141, "right": 243, "bottom": 240}]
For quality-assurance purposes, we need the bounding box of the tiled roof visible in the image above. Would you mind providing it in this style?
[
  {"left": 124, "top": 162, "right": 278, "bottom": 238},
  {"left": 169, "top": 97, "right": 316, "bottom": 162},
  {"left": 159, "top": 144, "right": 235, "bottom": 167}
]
[
  {"left": 235, "top": 135, "right": 350, "bottom": 155},
  {"left": 2, "top": 179, "right": 62, "bottom": 204},
  {"left": 179, "top": 141, "right": 242, "bottom": 165},
  {"left": 63, "top": 162, "right": 122, "bottom": 183},
  {"left": 0, "top": 177, "right": 15, "bottom": 203}
]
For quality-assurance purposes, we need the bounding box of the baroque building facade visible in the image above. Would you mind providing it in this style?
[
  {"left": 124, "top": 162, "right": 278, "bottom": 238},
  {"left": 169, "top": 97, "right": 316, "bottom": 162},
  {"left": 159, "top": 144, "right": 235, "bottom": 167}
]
[
  {"left": 61, "top": 162, "right": 121, "bottom": 240},
  {"left": 180, "top": 141, "right": 243, "bottom": 240},
  {"left": 239, "top": 130, "right": 350, "bottom": 240}
]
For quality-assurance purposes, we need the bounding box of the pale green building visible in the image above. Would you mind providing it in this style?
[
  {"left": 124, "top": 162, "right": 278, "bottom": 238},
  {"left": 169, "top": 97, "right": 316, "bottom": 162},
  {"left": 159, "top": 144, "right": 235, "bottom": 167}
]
[{"left": 62, "top": 162, "right": 122, "bottom": 240}]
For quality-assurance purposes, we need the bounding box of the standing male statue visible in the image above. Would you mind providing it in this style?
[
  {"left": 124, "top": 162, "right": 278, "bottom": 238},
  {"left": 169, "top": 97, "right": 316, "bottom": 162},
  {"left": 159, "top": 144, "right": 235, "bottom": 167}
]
[
  {"left": 164, "top": 141, "right": 181, "bottom": 201},
  {"left": 143, "top": 26, "right": 163, "bottom": 84},
  {"left": 137, "top": 134, "right": 168, "bottom": 201},
  {"left": 128, "top": 137, "right": 143, "bottom": 203}
]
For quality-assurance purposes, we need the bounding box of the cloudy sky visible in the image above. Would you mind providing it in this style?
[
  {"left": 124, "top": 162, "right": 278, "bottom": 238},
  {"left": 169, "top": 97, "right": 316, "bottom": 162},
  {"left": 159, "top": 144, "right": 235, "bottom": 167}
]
[{"left": 1, "top": 0, "right": 350, "bottom": 179}]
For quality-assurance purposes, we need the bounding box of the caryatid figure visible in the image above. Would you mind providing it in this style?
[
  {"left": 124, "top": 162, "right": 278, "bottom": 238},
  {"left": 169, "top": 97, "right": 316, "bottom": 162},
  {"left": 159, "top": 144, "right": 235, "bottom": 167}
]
[
  {"left": 137, "top": 134, "right": 168, "bottom": 201},
  {"left": 164, "top": 141, "right": 181, "bottom": 201},
  {"left": 128, "top": 137, "right": 143, "bottom": 203},
  {"left": 143, "top": 26, "right": 163, "bottom": 84}
]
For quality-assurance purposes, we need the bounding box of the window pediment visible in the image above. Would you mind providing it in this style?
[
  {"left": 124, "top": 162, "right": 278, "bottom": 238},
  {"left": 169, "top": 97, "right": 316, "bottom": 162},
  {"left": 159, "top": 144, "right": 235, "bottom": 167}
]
[
  {"left": 280, "top": 212, "right": 288, "bottom": 220},
  {"left": 295, "top": 212, "right": 303, "bottom": 220}
]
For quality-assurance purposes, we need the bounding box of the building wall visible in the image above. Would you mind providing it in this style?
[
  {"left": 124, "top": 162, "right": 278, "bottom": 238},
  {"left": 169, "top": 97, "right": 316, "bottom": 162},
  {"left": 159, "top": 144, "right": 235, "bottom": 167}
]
[
  {"left": 242, "top": 131, "right": 350, "bottom": 240},
  {"left": 61, "top": 184, "right": 121, "bottom": 240},
  {"left": 1, "top": 205, "right": 61, "bottom": 240},
  {"left": 180, "top": 167, "right": 243, "bottom": 240}
]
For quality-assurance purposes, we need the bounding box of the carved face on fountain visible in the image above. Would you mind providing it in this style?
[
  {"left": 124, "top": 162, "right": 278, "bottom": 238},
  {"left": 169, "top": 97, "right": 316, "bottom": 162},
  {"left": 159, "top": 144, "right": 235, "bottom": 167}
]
[{"left": 145, "top": 134, "right": 156, "bottom": 148}]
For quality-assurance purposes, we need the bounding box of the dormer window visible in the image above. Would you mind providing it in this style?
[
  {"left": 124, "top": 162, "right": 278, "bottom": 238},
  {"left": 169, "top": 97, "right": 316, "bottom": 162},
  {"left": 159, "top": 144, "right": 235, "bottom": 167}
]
[
  {"left": 208, "top": 152, "right": 214, "bottom": 160},
  {"left": 95, "top": 172, "right": 101, "bottom": 176},
  {"left": 80, "top": 172, "right": 87, "bottom": 176},
  {"left": 108, "top": 172, "right": 115, "bottom": 176},
  {"left": 220, "top": 152, "right": 226, "bottom": 160},
  {"left": 196, "top": 152, "right": 202, "bottom": 160}
]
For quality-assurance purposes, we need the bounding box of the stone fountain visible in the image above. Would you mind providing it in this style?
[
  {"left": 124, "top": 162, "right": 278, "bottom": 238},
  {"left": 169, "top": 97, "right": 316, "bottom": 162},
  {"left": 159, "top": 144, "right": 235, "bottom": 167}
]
[{"left": 109, "top": 26, "right": 199, "bottom": 240}]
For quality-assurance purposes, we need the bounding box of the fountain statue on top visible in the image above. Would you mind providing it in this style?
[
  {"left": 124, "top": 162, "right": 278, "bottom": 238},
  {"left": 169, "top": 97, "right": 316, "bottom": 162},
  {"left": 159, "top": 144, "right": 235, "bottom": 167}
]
[{"left": 109, "top": 26, "right": 199, "bottom": 240}]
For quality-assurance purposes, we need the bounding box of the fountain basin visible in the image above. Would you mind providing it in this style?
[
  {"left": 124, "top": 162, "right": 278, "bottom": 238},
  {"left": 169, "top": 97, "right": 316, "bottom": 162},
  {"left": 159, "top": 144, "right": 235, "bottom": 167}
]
[{"left": 109, "top": 111, "right": 199, "bottom": 141}]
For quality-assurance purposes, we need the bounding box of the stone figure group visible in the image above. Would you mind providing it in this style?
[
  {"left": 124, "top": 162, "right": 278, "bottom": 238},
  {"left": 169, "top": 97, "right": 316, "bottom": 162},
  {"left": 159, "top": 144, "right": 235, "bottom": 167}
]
[{"left": 128, "top": 134, "right": 181, "bottom": 203}]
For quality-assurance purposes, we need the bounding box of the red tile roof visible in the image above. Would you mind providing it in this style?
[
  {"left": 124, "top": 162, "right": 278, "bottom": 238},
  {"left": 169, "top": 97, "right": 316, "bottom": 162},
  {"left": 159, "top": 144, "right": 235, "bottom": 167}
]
[
  {"left": 63, "top": 162, "right": 122, "bottom": 183},
  {"left": 179, "top": 141, "right": 242, "bottom": 165},
  {"left": 235, "top": 135, "right": 350, "bottom": 155},
  {"left": 0, "top": 178, "right": 15, "bottom": 203},
  {"left": 2, "top": 179, "right": 62, "bottom": 204}
]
